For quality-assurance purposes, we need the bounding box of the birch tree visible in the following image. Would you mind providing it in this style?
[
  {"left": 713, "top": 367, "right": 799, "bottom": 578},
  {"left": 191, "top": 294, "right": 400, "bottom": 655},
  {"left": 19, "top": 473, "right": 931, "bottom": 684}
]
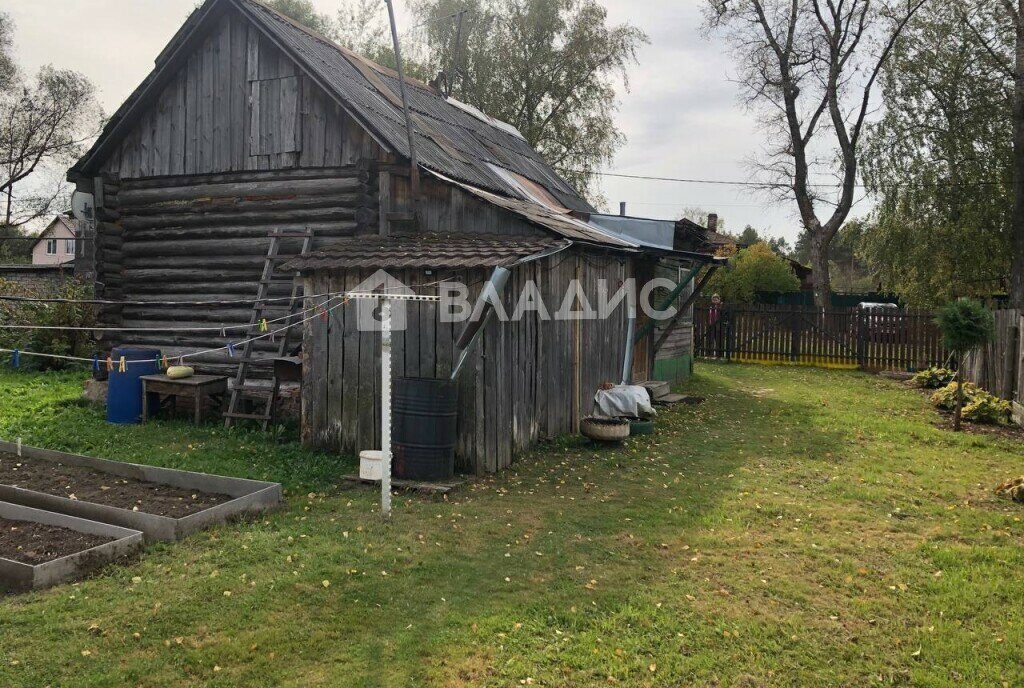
[{"left": 706, "top": 0, "right": 926, "bottom": 307}]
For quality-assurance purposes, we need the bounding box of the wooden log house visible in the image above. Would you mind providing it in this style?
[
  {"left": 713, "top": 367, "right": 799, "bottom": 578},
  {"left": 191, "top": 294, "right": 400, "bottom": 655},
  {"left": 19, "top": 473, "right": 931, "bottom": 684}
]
[{"left": 67, "top": 0, "right": 720, "bottom": 473}]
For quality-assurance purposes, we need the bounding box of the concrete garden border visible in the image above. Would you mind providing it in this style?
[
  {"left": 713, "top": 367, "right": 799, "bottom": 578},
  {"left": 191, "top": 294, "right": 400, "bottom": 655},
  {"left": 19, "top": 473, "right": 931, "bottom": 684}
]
[
  {"left": 0, "top": 501, "right": 143, "bottom": 593},
  {"left": 0, "top": 441, "right": 283, "bottom": 543}
]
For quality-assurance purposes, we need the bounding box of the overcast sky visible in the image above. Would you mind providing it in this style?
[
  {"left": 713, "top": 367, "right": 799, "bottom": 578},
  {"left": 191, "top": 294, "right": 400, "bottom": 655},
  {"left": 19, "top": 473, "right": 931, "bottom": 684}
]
[{"left": 6, "top": 0, "right": 871, "bottom": 243}]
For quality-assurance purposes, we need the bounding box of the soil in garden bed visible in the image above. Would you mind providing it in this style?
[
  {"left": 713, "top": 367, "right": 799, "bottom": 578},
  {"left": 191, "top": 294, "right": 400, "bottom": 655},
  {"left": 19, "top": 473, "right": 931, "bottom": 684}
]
[
  {"left": 0, "top": 452, "right": 231, "bottom": 517},
  {"left": 0, "top": 517, "right": 113, "bottom": 566}
]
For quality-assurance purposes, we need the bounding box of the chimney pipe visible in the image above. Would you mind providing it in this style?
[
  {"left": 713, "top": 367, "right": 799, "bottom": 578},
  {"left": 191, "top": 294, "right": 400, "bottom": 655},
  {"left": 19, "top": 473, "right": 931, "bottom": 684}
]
[
  {"left": 619, "top": 202, "right": 627, "bottom": 217},
  {"left": 707, "top": 213, "right": 718, "bottom": 232}
]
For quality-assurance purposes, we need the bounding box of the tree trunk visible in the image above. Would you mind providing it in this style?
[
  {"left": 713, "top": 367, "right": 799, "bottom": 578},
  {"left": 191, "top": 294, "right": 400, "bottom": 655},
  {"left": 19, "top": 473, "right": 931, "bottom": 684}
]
[
  {"left": 953, "top": 363, "right": 964, "bottom": 431},
  {"left": 808, "top": 230, "right": 832, "bottom": 309},
  {"left": 1011, "top": 11, "right": 1024, "bottom": 310}
]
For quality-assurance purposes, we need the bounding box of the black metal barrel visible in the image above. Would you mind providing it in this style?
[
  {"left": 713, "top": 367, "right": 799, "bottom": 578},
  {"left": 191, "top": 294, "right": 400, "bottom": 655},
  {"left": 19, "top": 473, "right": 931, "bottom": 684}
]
[{"left": 392, "top": 377, "right": 458, "bottom": 481}]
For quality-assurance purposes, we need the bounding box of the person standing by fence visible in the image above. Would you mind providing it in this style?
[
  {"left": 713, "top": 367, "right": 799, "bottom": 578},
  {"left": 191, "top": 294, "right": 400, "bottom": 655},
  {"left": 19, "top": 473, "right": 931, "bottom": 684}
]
[{"left": 708, "top": 294, "right": 725, "bottom": 358}]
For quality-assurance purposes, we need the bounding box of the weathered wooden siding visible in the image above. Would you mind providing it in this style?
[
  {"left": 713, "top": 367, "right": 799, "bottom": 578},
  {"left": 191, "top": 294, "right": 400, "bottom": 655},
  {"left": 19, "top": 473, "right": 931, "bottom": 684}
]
[
  {"left": 383, "top": 172, "right": 547, "bottom": 238},
  {"left": 301, "top": 249, "right": 633, "bottom": 474},
  {"left": 99, "top": 8, "right": 382, "bottom": 179},
  {"left": 654, "top": 259, "right": 695, "bottom": 364}
]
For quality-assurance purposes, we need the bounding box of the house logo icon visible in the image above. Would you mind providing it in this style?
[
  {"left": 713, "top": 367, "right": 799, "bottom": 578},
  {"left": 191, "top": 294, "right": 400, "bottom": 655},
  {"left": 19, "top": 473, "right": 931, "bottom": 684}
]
[{"left": 353, "top": 269, "right": 413, "bottom": 332}]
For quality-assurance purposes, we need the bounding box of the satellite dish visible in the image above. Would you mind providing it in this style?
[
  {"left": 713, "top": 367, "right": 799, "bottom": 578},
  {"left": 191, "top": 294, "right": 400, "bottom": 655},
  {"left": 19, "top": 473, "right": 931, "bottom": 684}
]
[{"left": 71, "top": 191, "right": 95, "bottom": 222}]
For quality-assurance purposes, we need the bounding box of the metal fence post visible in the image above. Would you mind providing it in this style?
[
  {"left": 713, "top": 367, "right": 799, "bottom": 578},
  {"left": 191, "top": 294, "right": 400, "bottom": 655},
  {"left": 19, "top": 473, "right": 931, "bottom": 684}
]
[
  {"left": 856, "top": 309, "right": 867, "bottom": 369},
  {"left": 380, "top": 299, "right": 392, "bottom": 519}
]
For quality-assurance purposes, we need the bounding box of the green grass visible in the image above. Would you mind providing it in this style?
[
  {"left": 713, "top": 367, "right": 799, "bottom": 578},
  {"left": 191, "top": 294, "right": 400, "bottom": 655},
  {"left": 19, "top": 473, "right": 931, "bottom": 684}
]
[{"left": 0, "top": 363, "right": 1022, "bottom": 687}]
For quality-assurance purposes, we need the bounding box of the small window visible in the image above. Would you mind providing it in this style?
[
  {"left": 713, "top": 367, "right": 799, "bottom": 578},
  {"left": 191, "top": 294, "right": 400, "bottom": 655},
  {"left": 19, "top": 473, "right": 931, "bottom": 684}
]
[
  {"left": 45, "top": 239, "right": 57, "bottom": 255},
  {"left": 65, "top": 239, "right": 75, "bottom": 255}
]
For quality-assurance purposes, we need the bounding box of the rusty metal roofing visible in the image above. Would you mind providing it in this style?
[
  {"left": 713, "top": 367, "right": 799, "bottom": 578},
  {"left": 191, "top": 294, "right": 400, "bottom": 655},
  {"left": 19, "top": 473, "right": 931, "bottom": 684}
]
[
  {"left": 282, "top": 234, "right": 566, "bottom": 272},
  {"left": 235, "top": 0, "right": 593, "bottom": 213},
  {"left": 426, "top": 170, "right": 636, "bottom": 249}
]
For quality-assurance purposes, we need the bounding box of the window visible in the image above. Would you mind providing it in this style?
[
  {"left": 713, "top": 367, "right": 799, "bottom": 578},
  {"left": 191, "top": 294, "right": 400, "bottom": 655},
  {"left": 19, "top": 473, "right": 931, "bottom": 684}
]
[
  {"left": 45, "top": 239, "right": 57, "bottom": 255},
  {"left": 65, "top": 238, "right": 75, "bottom": 255}
]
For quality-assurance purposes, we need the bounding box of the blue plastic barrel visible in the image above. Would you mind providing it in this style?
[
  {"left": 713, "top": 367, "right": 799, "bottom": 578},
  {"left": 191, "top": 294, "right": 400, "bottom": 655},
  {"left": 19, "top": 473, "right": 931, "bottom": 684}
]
[{"left": 106, "top": 347, "right": 161, "bottom": 424}]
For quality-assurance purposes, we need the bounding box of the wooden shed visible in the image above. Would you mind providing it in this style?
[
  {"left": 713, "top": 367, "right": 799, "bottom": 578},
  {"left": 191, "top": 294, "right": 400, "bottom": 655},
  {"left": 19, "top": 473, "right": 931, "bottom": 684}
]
[{"left": 65, "top": 0, "right": 719, "bottom": 472}]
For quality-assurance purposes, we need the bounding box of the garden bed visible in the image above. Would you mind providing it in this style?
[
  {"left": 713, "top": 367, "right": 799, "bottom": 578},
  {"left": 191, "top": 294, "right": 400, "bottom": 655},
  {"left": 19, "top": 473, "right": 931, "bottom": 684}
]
[
  {"left": 0, "top": 501, "right": 142, "bottom": 593},
  {"left": 0, "top": 441, "right": 283, "bottom": 543},
  {"left": 0, "top": 452, "right": 230, "bottom": 517}
]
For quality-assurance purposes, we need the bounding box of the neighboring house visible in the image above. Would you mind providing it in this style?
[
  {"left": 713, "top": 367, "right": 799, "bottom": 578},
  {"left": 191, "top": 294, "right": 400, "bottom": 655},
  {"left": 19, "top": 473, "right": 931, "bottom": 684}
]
[
  {"left": 30, "top": 216, "right": 77, "bottom": 266},
  {"left": 676, "top": 214, "right": 814, "bottom": 291},
  {"left": 67, "top": 0, "right": 720, "bottom": 473}
]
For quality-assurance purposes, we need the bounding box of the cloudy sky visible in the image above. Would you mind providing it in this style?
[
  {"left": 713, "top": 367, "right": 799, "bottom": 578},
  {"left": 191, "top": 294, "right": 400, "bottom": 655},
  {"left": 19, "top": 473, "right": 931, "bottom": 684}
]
[{"left": 6, "top": 0, "right": 872, "bottom": 243}]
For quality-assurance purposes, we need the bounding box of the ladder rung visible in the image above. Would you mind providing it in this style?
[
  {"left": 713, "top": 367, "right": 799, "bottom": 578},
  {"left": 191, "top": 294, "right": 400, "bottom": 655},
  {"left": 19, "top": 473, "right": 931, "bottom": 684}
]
[
  {"left": 223, "top": 412, "right": 272, "bottom": 421},
  {"left": 267, "top": 231, "right": 315, "bottom": 238}
]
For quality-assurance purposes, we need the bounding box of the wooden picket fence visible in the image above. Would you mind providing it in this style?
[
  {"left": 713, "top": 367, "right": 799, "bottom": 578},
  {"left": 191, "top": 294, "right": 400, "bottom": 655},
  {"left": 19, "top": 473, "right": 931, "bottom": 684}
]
[
  {"left": 694, "top": 304, "right": 948, "bottom": 371},
  {"left": 961, "top": 309, "right": 1022, "bottom": 414}
]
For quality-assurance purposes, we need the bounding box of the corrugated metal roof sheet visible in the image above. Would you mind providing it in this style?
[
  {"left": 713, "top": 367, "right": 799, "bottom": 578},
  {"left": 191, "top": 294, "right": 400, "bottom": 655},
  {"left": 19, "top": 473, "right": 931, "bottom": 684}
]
[
  {"left": 282, "top": 234, "right": 563, "bottom": 271},
  {"left": 236, "top": 0, "right": 593, "bottom": 212},
  {"left": 425, "top": 170, "right": 635, "bottom": 249}
]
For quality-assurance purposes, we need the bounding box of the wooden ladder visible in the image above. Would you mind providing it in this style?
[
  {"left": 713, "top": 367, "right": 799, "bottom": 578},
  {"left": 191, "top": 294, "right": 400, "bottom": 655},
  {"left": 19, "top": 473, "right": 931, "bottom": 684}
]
[{"left": 223, "top": 230, "right": 313, "bottom": 430}]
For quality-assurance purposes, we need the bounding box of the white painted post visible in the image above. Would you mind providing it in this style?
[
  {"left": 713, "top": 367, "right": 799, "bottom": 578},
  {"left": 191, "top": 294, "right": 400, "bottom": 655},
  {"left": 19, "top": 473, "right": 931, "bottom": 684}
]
[{"left": 380, "top": 298, "right": 393, "bottom": 518}]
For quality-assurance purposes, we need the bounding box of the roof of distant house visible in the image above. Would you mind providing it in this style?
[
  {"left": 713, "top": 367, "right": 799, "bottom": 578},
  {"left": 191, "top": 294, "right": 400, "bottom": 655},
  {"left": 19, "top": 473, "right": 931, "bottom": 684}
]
[{"left": 29, "top": 216, "right": 76, "bottom": 249}]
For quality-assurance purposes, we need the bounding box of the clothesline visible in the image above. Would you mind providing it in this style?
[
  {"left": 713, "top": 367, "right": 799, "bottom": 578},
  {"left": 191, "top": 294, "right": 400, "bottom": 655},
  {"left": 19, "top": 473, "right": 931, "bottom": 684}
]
[{"left": 2, "top": 290, "right": 442, "bottom": 368}]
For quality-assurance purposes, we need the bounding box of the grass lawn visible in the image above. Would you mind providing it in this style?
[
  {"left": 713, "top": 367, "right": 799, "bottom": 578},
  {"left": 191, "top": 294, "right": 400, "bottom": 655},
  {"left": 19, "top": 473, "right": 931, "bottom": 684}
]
[{"left": 0, "top": 363, "right": 1022, "bottom": 687}]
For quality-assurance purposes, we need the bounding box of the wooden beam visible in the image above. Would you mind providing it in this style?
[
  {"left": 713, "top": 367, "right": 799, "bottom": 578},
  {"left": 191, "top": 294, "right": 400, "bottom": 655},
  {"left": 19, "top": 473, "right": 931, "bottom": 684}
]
[{"left": 651, "top": 266, "right": 720, "bottom": 355}]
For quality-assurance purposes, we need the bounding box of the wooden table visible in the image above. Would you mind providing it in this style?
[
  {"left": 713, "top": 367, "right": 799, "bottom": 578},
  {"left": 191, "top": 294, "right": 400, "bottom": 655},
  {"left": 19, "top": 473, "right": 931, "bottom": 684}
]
[{"left": 140, "top": 374, "right": 229, "bottom": 425}]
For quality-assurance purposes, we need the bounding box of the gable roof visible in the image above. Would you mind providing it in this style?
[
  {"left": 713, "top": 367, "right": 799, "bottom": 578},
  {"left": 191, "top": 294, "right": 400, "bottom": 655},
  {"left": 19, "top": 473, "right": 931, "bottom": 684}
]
[
  {"left": 30, "top": 216, "right": 76, "bottom": 249},
  {"left": 71, "top": 0, "right": 593, "bottom": 214}
]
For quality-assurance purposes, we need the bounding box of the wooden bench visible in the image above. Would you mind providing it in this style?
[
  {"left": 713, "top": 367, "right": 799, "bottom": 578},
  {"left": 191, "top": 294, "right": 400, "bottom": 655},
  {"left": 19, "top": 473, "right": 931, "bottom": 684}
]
[{"left": 140, "top": 374, "right": 229, "bottom": 425}]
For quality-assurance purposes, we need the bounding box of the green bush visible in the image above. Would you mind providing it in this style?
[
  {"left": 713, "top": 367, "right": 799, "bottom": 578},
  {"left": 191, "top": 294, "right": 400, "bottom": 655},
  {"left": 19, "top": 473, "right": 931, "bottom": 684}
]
[
  {"left": 930, "top": 381, "right": 980, "bottom": 411},
  {"left": 930, "top": 381, "right": 1010, "bottom": 424},
  {"left": 0, "top": 277, "right": 97, "bottom": 371},
  {"left": 911, "top": 367, "right": 955, "bottom": 389},
  {"left": 962, "top": 395, "right": 1012, "bottom": 424}
]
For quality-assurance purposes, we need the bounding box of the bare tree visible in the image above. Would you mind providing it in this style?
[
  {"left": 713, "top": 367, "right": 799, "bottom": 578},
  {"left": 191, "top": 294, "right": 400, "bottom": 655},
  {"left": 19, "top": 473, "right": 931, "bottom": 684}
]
[
  {"left": 706, "top": 0, "right": 925, "bottom": 307},
  {"left": 0, "top": 65, "right": 101, "bottom": 230}
]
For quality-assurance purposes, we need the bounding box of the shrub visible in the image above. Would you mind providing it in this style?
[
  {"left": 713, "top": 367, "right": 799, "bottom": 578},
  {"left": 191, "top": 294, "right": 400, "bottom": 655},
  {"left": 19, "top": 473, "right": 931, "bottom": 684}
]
[
  {"left": 962, "top": 395, "right": 1012, "bottom": 424},
  {"left": 911, "top": 367, "right": 955, "bottom": 389},
  {"left": 930, "top": 381, "right": 1010, "bottom": 424},
  {"left": 0, "top": 277, "right": 97, "bottom": 370},
  {"left": 935, "top": 300, "right": 996, "bottom": 430},
  {"left": 930, "top": 381, "right": 980, "bottom": 411}
]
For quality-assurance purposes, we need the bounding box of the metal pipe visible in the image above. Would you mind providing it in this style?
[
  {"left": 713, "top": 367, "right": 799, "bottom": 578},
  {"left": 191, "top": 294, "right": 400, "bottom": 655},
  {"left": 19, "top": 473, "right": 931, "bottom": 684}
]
[
  {"left": 620, "top": 302, "right": 636, "bottom": 385},
  {"left": 385, "top": 0, "right": 421, "bottom": 203},
  {"left": 448, "top": 242, "right": 572, "bottom": 381},
  {"left": 451, "top": 266, "right": 511, "bottom": 380}
]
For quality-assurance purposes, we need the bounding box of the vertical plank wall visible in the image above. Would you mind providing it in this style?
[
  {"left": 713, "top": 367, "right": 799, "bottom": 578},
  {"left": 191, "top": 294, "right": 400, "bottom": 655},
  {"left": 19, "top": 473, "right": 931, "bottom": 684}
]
[
  {"left": 99, "top": 7, "right": 381, "bottom": 179},
  {"left": 300, "top": 250, "right": 633, "bottom": 474}
]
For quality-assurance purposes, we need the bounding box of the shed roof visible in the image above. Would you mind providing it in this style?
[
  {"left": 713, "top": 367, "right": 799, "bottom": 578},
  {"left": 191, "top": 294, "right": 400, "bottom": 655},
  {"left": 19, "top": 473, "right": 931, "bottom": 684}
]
[
  {"left": 71, "top": 0, "right": 592, "bottom": 213},
  {"left": 282, "top": 234, "right": 566, "bottom": 272}
]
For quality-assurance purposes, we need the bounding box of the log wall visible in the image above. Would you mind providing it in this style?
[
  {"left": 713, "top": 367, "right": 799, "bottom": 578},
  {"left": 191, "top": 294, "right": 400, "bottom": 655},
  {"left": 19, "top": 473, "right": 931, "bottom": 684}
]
[
  {"left": 95, "top": 166, "right": 378, "bottom": 374},
  {"left": 300, "top": 249, "right": 634, "bottom": 474}
]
